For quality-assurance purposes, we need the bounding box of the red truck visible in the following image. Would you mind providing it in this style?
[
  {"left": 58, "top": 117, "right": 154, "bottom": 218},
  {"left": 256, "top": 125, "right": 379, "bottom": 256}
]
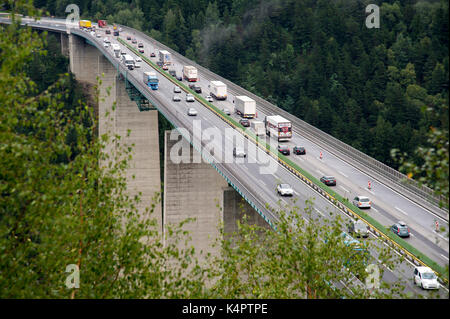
[{"left": 98, "top": 20, "right": 107, "bottom": 28}]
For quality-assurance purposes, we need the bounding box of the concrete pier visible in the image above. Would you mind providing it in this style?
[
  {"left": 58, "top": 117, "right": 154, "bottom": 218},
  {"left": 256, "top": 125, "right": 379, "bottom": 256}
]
[{"left": 68, "top": 34, "right": 162, "bottom": 231}]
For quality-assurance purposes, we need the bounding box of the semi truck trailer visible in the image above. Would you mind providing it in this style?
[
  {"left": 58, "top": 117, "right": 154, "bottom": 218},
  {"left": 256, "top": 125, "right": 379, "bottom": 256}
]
[
  {"left": 210, "top": 81, "right": 227, "bottom": 100},
  {"left": 265, "top": 115, "right": 292, "bottom": 142},
  {"left": 143, "top": 71, "right": 159, "bottom": 90},
  {"left": 159, "top": 50, "right": 171, "bottom": 65},
  {"left": 235, "top": 95, "right": 256, "bottom": 118},
  {"left": 183, "top": 66, "right": 198, "bottom": 82}
]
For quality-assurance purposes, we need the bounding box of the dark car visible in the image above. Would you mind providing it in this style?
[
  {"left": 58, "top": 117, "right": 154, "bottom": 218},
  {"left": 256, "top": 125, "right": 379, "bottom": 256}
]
[
  {"left": 105, "top": 29, "right": 111, "bottom": 34},
  {"left": 293, "top": 146, "right": 306, "bottom": 155},
  {"left": 150, "top": 52, "right": 156, "bottom": 57},
  {"left": 391, "top": 221, "right": 410, "bottom": 238},
  {"left": 126, "top": 36, "right": 131, "bottom": 40},
  {"left": 239, "top": 119, "right": 250, "bottom": 127},
  {"left": 189, "top": 84, "right": 202, "bottom": 93},
  {"left": 169, "top": 70, "right": 177, "bottom": 77},
  {"left": 138, "top": 42, "right": 144, "bottom": 48},
  {"left": 320, "top": 176, "right": 336, "bottom": 186},
  {"left": 138, "top": 48, "right": 144, "bottom": 53},
  {"left": 156, "top": 61, "right": 163, "bottom": 67},
  {"left": 176, "top": 75, "right": 182, "bottom": 81},
  {"left": 278, "top": 145, "right": 290, "bottom": 155}
]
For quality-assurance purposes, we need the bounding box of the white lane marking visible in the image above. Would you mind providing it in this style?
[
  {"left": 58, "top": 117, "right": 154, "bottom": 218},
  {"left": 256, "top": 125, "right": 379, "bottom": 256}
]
[
  {"left": 440, "top": 254, "right": 449, "bottom": 261},
  {"left": 377, "top": 259, "right": 393, "bottom": 272},
  {"left": 371, "top": 207, "right": 379, "bottom": 213},
  {"left": 314, "top": 208, "right": 324, "bottom": 217},
  {"left": 316, "top": 170, "right": 324, "bottom": 176},
  {"left": 339, "top": 185, "right": 350, "bottom": 193},
  {"left": 395, "top": 206, "right": 408, "bottom": 216},
  {"left": 339, "top": 280, "right": 354, "bottom": 295},
  {"left": 338, "top": 171, "right": 348, "bottom": 178},
  {"left": 409, "top": 233, "right": 414, "bottom": 237},
  {"left": 296, "top": 156, "right": 305, "bottom": 162},
  {"left": 382, "top": 242, "right": 402, "bottom": 257},
  {"left": 366, "top": 188, "right": 375, "bottom": 195},
  {"left": 434, "top": 231, "right": 449, "bottom": 242},
  {"left": 259, "top": 180, "right": 267, "bottom": 187}
]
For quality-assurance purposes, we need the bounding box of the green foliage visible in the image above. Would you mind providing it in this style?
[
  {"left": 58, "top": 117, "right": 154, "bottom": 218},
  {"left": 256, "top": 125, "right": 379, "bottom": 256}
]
[
  {"left": 0, "top": 1, "right": 210, "bottom": 298},
  {"left": 208, "top": 200, "right": 409, "bottom": 299}
]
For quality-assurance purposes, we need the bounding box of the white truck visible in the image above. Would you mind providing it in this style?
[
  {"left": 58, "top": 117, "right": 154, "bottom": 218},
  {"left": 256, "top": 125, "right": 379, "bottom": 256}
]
[
  {"left": 159, "top": 50, "right": 171, "bottom": 65},
  {"left": 251, "top": 120, "right": 265, "bottom": 136},
  {"left": 210, "top": 81, "right": 227, "bottom": 100},
  {"left": 235, "top": 95, "right": 256, "bottom": 118},
  {"left": 265, "top": 115, "right": 292, "bottom": 142},
  {"left": 183, "top": 65, "right": 198, "bottom": 82},
  {"left": 111, "top": 44, "right": 120, "bottom": 58},
  {"left": 122, "top": 54, "right": 135, "bottom": 70}
]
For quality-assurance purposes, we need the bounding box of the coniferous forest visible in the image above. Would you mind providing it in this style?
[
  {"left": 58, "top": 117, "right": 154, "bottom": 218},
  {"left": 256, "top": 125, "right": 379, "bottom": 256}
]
[{"left": 34, "top": 0, "right": 449, "bottom": 171}]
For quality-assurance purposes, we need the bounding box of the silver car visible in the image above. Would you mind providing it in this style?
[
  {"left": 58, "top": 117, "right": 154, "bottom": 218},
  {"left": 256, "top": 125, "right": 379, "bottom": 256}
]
[
  {"left": 353, "top": 196, "right": 371, "bottom": 209},
  {"left": 187, "top": 108, "right": 198, "bottom": 116},
  {"left": 206, "top": 95, "right": 213, "bottom": 102},
  {"left": 186, "top": 94, "right": 195, "bottom": 102},
  {"left": 174, "top": 86, "right": 181, "bottom": 93},
  {"left": 172, "top": 95, "right": 181, "bottom": 102},
  {"left": 277, "top": 184, "right": 294, "bottom": 196},
  {"left": 222, "top": 108, "right": 231, "bottom": 115},
  {"left": 348, "top": 220, "right": 369, "bottom": 238}
]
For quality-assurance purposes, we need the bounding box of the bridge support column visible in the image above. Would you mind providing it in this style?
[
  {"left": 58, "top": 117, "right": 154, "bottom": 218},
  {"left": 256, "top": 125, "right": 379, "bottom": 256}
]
[
  {"left": 163, "top": 131, "right": 269, "bottom": 261},
  {"left": 68, "top": 34, "right": 162, "bottom": 232},
  {"left": 223, "top": 187, "right": 271, "bottom": 236},
  {"left": 60, "top": 33, "right": 69, "bottom": 57}
]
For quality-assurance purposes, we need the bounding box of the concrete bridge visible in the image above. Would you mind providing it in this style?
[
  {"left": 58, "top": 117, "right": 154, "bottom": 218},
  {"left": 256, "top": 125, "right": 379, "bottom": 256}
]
[{"left": 64, "top": 30, "right": 268, "bottom": 258}]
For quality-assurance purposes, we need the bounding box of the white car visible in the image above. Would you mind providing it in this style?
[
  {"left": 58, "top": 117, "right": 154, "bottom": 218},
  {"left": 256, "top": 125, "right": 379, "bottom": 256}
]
[
  {"left": 187, "top": 108, "right": 198, "bottom": 116},
  {"left": 96, "top": 33, "right": 101, "bottom": 38},
  {"left": 186, "top": 94, "right": 195, "bottom": 102},
  {"left": 134, "top": 57, "right": 141, "bottom": 68},
  {"left": 206, "top": 95, "right": 213, "bottom": 102},
  {"left": 352, "top": 196, "right": 371, "bottom": 209},
  {"left": 103, "top": 42, "right": 110, "bottom": 48},
  {"left": 233, "top": 147, "right": 246, "bottom": 158},
  {"left": 277, "top": 184, "right": 294, "bottom": 196},
  {"left": 173, "top": 86, "right": 181, "bottom": 93},
  {"left": 103, "top": 37, "right": 110, "bottom": 43},
  {"left": 222, "top": 108, "right": 231, "bottom": 115},
  {"left": 172, "top": 95, "right": 181, "bottom": 102},
  {"left": 414, "top": 267, "right": 439, "bottom": 290}
]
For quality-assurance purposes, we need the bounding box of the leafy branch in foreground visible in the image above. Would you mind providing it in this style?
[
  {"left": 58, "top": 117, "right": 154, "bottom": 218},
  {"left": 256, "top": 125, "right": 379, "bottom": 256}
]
[
  {"left": 207, "top": 199, "right": 411, "bottom": 299},
  {"left": 0, "top": 1, "right": 209, "bottom": 298}
]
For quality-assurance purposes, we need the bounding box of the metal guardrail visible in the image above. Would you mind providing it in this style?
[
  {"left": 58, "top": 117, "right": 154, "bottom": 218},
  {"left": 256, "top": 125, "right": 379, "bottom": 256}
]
[{"left": 120, "top": 24, "right": 449, "bottom": 218}]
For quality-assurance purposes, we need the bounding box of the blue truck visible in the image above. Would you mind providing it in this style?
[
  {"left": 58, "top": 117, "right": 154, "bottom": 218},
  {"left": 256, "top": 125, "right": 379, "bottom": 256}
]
[{"left": 143, "top": 71, "right": 159, "bottom": 90}]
